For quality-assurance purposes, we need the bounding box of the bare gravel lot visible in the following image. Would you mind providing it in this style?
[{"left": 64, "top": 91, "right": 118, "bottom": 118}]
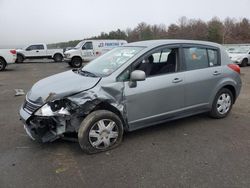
[{"left": 0, "top": 62, "right": 250, "bottom": 188}]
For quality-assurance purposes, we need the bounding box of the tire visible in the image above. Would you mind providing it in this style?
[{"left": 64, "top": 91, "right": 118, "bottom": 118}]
[
  {"left": 209, "top": 88, "right": 233, "bottom": 119},
  {"left": 68, "top": 62, "right": 72, "bottom": 67},
  {"left": 53, "top": 54, "right": 63, "bottom": 62},
  {"left": 241, "top": 58, "right": 248, "bottom": 67},
  {"left": 78, "top": 110, "right": 124, "bottom": 154},
  {"left": 0, "top": 58, "right": 6, "bottom": 71},
  {"left": 16, "top": 54, "right": 24, "bottom": 63},
  {"left": 71, "top": 57, "right": 82, "bottom": 68}
]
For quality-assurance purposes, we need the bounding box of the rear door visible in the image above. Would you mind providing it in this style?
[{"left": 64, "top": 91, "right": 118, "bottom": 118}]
[{"left": 182, "top": 45, "right": 223, "bottom": 109}]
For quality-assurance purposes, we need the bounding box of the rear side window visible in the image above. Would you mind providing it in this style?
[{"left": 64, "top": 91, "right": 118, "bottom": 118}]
[
  {"left": 183, "top": 47, "right": 209, "bottom": 70},
  {"left": 208, "top": 49, "right": 219, "bottom": 67}
]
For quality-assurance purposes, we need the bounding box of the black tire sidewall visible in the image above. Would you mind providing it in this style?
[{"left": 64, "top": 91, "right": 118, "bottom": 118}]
[
  {"left": 54, "top": 54, "right": 63, "bottom": 62},
  {"left": 71, "top": 57, "right": 82, "bottom": 68},
  {"left": 241, "top": 59, "right": 248, "bottom": 67},
  {"left": 210, "top": 88, "right": 233, "bottom": 118},
  {"left": 78, "top": 110, "right": 123, "bottom": 154},
  {"left": 0, "top": 59, "right": 6, "bottom": 71},
  {"left": 17, "top": 54, "right": 24, "bottom": 63}
]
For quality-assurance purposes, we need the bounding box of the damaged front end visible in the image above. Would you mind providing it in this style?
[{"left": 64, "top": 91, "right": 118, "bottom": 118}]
[
  {"left": 20, "top": 82, "right": 127, "bottom": 143},
  {"left": 20, "top": 97, "right": 82, "bottom": 142}
]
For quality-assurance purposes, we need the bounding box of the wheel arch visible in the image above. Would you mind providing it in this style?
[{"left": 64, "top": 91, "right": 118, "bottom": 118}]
[
  {"left": 72, "top": 56, "right": 83, "bottom": 60},
  {"left": 90, "top": 101, "right": 128, "bottom": 131},
  {"left": 53, "top": 53, "right": 63, "bottom": 58},
  {"left": 17, "top": 52, "right": 25, "bottom": 58},
  {"left": 0, "top": 56, "right": 7, "bottom": 63},
  {"left": 209, "top": 79, "right": 239, "bottom": 108},
  {"left": 221, "top": 85, "right": 236, "bottom": 103}
]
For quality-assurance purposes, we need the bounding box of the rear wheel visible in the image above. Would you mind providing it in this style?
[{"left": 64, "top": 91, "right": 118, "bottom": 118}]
[
  {"left": 71, "top": 57, "right": 82, "bottom": 68},
  {"left": 53, "top": 54, "right": 63, "bottom": 62},
  {"left": 78, "top": 110, "right": 124, "bottom": 154},
  {"left": 0, "top": 58, "right": 6, "bottom": 71},
  {"left": 209, "top": 88, "right": 233, "bottom": 118},
  {"left": 16, "top": 54, "right": 24, "bottom": 63}
]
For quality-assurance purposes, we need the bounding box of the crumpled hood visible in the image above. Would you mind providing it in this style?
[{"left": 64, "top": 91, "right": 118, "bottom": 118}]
[{"left": 27, "top": 70, "right": 101, "bottom": 103}]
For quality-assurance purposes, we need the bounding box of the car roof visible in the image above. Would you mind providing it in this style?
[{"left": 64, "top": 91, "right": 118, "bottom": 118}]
[{"left": 125, "top": 39, "right": 221, "bottom": 48}]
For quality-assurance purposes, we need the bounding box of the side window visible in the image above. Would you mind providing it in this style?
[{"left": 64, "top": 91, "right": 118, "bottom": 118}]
[
  {"left": 183, "top": 47, "right": 208, "bottom": 71},
  {"left": 208, "top": 49, "right": 219, "bottom": 67},
  {"left": 82, "top": 42, "right": 93, "bottom": 50},
  {"left": 36, "top": 45, "right": 44, "bottom": 50},
  {"left": 26, "top": 45, "right": 36, "bottom": 51},
  {"left": 135, "top": 48, "right": 178, "bottom": 77}
]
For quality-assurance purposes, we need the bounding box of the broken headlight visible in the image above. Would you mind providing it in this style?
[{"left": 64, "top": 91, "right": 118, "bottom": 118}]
[{"left": 35, "top": 100, "right": 70, "bottom": 116}]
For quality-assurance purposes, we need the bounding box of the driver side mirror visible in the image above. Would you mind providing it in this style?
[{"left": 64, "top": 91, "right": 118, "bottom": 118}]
[
  {"left": 26, "top": 48, "right": 31, "bottom": 51},
  {"left": 129, "top": 70, "right": 146, "bottom": 88},
  {"left": 82, "top": 46, "right": 86, "bottom": 50}
]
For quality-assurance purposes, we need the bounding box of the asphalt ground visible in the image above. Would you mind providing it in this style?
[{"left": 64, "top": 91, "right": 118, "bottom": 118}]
[{"left": 0, "top": 61, "right": 250, "bottom": 188}]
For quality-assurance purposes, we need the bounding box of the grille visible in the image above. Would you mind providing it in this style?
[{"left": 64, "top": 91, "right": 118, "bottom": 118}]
[{"left": 23, "top": 99, "right": 41, "bottom": 114}]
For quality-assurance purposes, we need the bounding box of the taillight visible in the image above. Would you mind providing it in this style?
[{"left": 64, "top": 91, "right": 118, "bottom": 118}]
[
  {"left": 10, "top": 49, "right": 16, "bottom": 55},
  {"left": 228, "top": 64, "right": 240, "bottom": 74}
]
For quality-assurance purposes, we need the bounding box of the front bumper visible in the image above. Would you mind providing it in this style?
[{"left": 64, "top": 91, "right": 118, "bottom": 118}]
[
  {"left": 231, "top": 60, "right": 241, "bottom": 65},
  {"left": 19, "top": 106, "right": 66, "bottom": 143},
  {"left": 63, "top": 57, "right": 72, "bottom": 63}
]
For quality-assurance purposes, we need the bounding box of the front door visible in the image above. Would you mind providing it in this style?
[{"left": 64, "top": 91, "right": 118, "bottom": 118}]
[
  {"left": 123, "top": 46, "right": 185, "bottom": 130},
  {"left": 81, "top": 42, "right": 95, "bottom": 61}
]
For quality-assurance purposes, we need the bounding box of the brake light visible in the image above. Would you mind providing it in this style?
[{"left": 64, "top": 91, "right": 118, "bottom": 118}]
[
  {"left": 10, "top": 49, "right": 16, "bottom": 55},
  {"left": 228, "top": 64, "right": 240, "bottom": 74}
]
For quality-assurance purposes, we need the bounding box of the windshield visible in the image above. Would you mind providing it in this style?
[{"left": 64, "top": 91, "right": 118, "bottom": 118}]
[
  {"left": 81, "top": 46, "right": 144, "bottom": 77},
  {"left": 227, "top": 46, "right": 250, "bottom": 54},
  {"left": 74, "top": 41, "right": 85, "bottom": 49}
]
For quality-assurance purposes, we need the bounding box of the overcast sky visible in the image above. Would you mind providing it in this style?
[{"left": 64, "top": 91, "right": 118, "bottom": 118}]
[{"left": 0, "top": 0, "right": 249, "bottom": 47}]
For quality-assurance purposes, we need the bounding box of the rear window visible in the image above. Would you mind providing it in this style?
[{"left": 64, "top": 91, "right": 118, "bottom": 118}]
[
  {"left": 183, "top": 47, "right": 220, "bottom": 70},
  {"left": 208, "top": 49, "right": 219, "bottom": 67},
  {"left": 184, "top": 47, "right": 209, "bottom": 70}
]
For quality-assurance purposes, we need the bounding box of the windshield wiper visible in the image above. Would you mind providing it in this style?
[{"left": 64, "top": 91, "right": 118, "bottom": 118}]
[{"left": 78, "top": 70, "right": 97, "bottom": 77}]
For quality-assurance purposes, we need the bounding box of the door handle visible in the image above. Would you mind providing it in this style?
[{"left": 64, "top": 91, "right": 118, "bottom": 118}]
[
  {"left": 172, "top": 78, "right": 183, "bottom": 83},
  {"left": 213, "top": 71, "right": 221, "bottom": 76},
  {"left": 36, "top": 50, "right": 39, "bottom": 52}
]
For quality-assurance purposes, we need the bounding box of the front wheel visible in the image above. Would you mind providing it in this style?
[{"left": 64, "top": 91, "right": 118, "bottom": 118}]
[
  {"left": 209, "top": 88, "right": 233, "bottom": 118},
  {"left": 71, "top": 57, "right": 82, "bottom": 68},
  {"left": 78, "top": 110, "right": 124, "bottom": 154}
]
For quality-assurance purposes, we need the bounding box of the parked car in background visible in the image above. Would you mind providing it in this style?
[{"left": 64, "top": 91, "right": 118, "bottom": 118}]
[
  {"left": 224, "top": 45, "right": 250, "bottom": 67},
  {"left": 0, "top": 49, "right": 17, "bottom": 71},
  {"left": 16, "top": 43, "right": 64, "bottom": 63},
  {"left": 64, "top": 40, "right": 127, "bottom": 68},
  {"left": 19, "top": 40, "right": 241, "bottom": 154}
]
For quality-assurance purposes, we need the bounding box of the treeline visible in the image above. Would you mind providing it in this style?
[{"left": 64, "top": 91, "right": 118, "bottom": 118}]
[{"left": 48, "top": 17, "right": 250, "bottom": 48}]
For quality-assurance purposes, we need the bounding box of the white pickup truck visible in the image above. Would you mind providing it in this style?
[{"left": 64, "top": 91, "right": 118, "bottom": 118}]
[
  {"left": 16, "top": 43, "right": 64, "bottom": 63},
  {"left": 0, "top": 49, "right": 17, "bottom": 71}
]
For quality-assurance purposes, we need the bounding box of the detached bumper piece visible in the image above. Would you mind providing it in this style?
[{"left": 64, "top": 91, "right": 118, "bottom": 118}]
[{"left": 27, "top": 116, "right": 66, "bottom": 143}]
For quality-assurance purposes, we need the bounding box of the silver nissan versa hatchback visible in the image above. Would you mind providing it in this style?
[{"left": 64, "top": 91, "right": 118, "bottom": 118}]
[{"left": 19, "top": 40, "right": 241, "bottom": 154}]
